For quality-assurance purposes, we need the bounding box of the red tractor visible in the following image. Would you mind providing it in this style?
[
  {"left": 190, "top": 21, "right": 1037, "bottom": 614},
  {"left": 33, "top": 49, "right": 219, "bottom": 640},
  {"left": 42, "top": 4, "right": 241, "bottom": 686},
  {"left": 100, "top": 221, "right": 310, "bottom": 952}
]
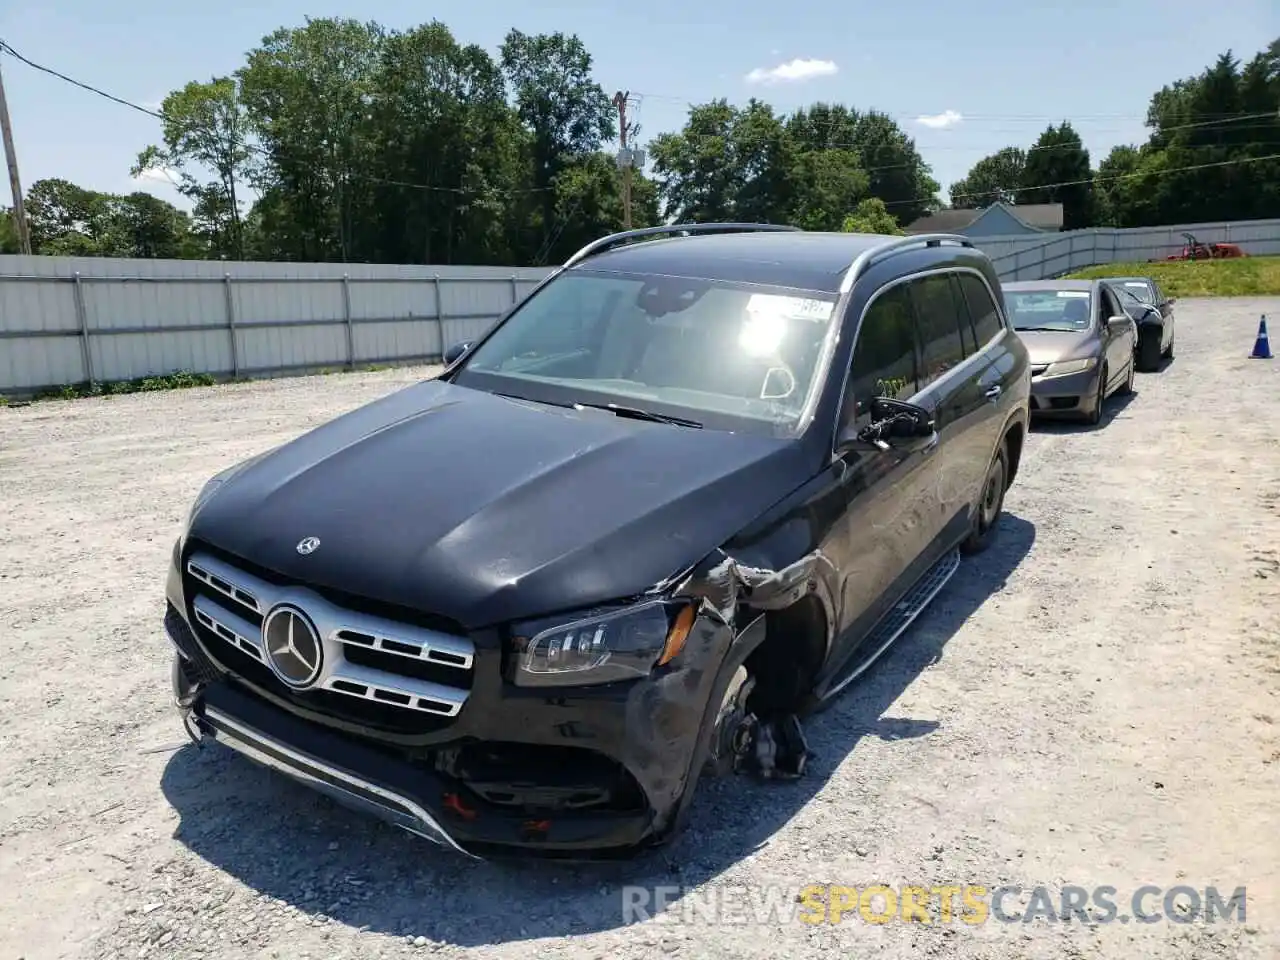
[{"left": 1160, "top": 231, "right": 1248, "bottom": 261}]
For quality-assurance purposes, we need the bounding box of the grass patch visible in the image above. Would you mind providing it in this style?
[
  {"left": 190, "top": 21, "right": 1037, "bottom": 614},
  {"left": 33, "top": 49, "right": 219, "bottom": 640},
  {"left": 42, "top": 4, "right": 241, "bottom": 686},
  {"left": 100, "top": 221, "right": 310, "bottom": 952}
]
[
  {"left": 32, "top": 370, "right": 217, "bottom": 402},
  {"left": 1068, "top": 255, "right": 1280, "bottom": 298}
]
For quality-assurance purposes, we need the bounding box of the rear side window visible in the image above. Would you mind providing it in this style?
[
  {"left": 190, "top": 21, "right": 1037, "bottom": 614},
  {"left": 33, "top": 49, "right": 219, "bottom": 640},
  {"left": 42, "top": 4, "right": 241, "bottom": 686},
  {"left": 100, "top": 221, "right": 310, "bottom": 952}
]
[
  {"left": 957, "top": 273, "right": 1005, "bottom": 348},
  {"left": 909, "top": 274, "right": 967, "bottom": 388},
  {"left": 843, "top": 284, "right": 919, "bottom": 426}
]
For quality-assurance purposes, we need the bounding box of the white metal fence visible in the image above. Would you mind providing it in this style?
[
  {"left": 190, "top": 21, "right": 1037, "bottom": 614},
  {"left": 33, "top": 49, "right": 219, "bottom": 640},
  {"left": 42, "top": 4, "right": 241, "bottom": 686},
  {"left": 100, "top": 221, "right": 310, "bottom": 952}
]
[
  {"left": 1, "top": 216, "right": 1277, "bottom": 395},
  {"left": 0, "top": 257, "right": 551, "bottom": 394},
  {"left": 982, "top": 217, "right": 1280, "bottom": 280}
]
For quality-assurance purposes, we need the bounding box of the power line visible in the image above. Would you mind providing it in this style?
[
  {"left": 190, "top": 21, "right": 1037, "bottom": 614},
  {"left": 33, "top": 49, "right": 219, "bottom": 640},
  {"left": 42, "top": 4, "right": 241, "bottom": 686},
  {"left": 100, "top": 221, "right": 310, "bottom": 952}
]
[
  {"left": 631, "top": 90, "right": 1276, "bottom": 124},
  {"left": 899, "top": 151, "right": 1280, "bottom": 209}
]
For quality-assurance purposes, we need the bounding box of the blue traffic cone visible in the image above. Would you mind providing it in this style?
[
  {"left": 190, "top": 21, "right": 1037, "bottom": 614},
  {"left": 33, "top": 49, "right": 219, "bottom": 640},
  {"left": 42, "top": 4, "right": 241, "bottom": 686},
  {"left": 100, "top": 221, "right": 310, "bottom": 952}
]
[{"left": 1250, "top": 315, "right": 1272, "bottom": 359}]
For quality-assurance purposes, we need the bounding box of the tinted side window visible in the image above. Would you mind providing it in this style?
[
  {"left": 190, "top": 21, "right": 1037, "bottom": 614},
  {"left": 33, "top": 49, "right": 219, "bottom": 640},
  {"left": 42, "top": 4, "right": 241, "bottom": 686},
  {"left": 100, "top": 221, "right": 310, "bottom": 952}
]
[
  {"left": 909, "top": 274, "right": 967, "bottom": 388},
  {"left": 958, "top": 273, "right": 1005, "bottom": 348},
  {"left": 843, "top": 284, "right": 919, "bottom": 426}
]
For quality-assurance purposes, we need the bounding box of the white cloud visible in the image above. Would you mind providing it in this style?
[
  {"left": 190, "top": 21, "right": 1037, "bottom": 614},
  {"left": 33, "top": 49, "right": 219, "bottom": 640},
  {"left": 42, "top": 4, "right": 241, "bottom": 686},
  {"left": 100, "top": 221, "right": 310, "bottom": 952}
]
[
  {"left": 744, "top": 58, "right": 838, "bottom": 86},
  {"left": 915, "top": 110, "right": 964, "bottom": 129}
]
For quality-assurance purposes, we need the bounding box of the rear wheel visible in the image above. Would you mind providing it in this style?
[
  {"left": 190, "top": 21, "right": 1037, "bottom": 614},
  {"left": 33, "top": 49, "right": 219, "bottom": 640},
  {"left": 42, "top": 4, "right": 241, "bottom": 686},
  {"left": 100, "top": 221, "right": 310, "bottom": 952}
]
[{"left": 960, "top": 442, "right": 1008, "bottom": 555}]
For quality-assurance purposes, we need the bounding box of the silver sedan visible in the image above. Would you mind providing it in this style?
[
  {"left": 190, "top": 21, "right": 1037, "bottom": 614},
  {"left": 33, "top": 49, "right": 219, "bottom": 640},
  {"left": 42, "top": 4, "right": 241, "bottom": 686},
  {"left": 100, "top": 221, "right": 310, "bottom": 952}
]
[{"left": 1001, "top": 279, "right": 1138, "bottom": 426}]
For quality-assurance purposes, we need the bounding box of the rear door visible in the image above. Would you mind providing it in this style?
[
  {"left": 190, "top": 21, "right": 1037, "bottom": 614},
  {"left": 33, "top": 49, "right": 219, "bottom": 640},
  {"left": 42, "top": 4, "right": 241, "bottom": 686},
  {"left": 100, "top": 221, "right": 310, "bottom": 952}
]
[{"left": 906, "top": 271, "right": 997, "bottom": 549}]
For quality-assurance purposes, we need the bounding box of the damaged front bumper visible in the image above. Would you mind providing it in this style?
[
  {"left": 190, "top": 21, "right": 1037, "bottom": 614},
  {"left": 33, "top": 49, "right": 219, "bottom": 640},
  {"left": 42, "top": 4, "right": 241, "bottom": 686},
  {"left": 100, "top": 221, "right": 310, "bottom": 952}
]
[{"left": 167, "top": 596, "right": 773, "bottom": 860}]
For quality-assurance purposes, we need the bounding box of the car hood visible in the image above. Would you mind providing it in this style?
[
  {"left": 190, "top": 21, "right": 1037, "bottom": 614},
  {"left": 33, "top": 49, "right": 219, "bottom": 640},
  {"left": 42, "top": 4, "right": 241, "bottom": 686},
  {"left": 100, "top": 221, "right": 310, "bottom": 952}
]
[
  {"left": 188, "top": 378, "right": 809, "bottom": 629},
  {"left": 1016, "top": 328, "right": 1098, "bottom": 366}
]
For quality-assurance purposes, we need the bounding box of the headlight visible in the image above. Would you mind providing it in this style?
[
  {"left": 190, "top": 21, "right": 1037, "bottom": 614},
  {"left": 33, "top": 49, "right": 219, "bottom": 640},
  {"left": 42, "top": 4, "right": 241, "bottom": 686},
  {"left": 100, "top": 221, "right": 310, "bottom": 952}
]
[
  {"left": 512, "top": 600, "right": 697, "bottom": 688},
  {"left": 1043, "top": 357, "right": 1097, "bottom": 378}
]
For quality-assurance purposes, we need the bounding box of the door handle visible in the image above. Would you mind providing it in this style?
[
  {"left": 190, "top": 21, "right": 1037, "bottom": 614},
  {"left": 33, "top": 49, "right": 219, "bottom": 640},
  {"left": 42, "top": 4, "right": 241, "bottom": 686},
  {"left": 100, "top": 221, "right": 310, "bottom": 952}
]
[{"left": 984, "top": 385, "right": 1002, "bottom": 401}]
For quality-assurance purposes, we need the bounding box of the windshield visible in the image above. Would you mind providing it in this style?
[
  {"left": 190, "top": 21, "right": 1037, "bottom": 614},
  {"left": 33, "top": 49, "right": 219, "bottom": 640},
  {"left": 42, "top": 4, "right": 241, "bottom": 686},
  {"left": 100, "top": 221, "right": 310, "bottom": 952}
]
[
  {"left": 1114, "top": 287, "right": 1151, "bottom": 314},
  {"left": 1003, "top": 289, "right": 1094, "bottom": 332},
  {"left": 451, "top": 269, "right": 839, "bottom": 437},
  {"left": 1116, "top": 280, "right": 1156, "bottom": 303}
]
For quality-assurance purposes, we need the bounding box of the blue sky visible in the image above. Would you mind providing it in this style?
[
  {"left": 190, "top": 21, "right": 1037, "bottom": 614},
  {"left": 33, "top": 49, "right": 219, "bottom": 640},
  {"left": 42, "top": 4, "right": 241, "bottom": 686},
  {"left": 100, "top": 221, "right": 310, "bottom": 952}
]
[{"left": 1, "top": 0, "right": 1276, "bottom": 215}]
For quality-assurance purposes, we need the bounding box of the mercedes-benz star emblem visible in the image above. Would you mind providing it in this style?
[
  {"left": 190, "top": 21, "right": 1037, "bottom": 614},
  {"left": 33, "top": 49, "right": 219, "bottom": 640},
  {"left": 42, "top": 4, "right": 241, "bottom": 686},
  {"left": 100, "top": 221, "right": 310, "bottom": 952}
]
[
  {"left": 296, "top": 536, "right": 321, "bottom": 555},
  {"left": 261, "top": 606, "right": 323, "bottom": 688}
]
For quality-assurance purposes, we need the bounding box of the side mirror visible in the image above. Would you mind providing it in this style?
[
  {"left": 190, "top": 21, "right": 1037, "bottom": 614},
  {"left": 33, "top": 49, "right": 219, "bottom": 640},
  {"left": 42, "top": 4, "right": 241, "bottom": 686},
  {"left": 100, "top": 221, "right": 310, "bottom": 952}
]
[
  {"left": 1107, "top": 315, "right": 1130, "bottom": 329},
  {"left": 870, "top": 397, "right": 935, "bottom": 438},
  {"left": 443, "top": 340, "right": 474, "bottom": 365}
]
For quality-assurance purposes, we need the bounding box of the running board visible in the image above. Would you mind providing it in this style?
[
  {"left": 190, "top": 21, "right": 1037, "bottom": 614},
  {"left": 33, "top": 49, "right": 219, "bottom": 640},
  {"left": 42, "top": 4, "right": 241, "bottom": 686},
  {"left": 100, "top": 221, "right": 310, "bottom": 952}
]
[{"left": 823, "top": 546, "right": 961, "bottom": 701}]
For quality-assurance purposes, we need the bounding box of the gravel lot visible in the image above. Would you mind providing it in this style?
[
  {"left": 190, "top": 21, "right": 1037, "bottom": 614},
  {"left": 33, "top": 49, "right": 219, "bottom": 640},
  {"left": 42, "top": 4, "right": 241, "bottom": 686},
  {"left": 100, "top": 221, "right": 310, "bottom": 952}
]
[{"left": 2, "top": 297, "right": 1278, "bottom": 960}]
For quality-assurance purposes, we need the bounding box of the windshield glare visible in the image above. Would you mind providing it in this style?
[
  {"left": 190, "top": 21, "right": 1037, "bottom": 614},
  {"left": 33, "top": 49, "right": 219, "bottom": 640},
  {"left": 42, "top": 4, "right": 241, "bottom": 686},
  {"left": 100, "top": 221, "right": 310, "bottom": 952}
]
[
  {"left": 1004, "top": 290, "right": 1093, "bottom": 332},
  {"left": 454, "top": 270, "right": 838, "bottom": 435}
]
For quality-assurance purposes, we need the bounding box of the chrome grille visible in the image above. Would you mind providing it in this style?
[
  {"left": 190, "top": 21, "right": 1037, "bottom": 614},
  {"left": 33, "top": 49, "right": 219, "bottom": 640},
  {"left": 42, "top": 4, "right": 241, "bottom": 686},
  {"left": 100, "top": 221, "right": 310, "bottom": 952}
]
[{"left": 185, "top": 553, "right": 474, "bottom": 720}]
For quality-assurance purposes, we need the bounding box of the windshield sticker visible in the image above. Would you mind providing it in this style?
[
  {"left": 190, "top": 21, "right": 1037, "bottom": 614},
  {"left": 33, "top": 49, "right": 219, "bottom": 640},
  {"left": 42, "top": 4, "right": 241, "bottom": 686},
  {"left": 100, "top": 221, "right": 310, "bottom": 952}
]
[
  {"left": 1055, "top": 291, "right": 1090, "bottom": 298},
  {"left": 746, "top": 293, "right": 834, "bottom": 322}
]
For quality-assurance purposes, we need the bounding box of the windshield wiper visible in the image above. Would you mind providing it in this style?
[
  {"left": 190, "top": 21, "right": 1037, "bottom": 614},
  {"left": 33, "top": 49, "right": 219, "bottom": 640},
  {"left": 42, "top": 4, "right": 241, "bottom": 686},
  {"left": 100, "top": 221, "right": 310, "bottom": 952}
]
[
  {"left": 1015, "top": 326, "right": 1074, "bottom": 332},
  {"left": 573, "top": 401, "right": 703, "bottom": 428}
]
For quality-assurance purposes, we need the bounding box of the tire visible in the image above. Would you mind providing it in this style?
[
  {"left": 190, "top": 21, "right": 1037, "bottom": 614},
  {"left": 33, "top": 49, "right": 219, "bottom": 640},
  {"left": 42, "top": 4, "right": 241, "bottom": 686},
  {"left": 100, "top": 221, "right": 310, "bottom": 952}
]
[
  {"left": 1137, "top": 328, "right": 1163, "bottom": 371},
  {"left": 1086, "top": 365, "right": 1107, "bottom": 425},
  {"left": 1117, "top": 354, "right": 1136, "bottom": 395},
  {"left": 960, "top": 441, "right": 1008, "bottom": 555}
]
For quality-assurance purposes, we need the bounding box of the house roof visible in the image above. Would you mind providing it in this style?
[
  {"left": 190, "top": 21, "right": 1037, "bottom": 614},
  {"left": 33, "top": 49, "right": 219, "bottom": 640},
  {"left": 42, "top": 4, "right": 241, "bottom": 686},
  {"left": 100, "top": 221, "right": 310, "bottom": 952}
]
[
  {"left": 906, "top": 201, "right": 1064, "bottom": 235},
  {"left": 905, "top": 208, "right": 983, "bottom": 234}
]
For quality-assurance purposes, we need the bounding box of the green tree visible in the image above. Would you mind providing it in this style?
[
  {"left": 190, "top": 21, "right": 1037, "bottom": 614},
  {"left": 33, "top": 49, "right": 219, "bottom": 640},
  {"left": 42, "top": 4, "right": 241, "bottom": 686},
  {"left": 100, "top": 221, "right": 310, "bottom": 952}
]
[
  {"left": 365, "top": 21, "right": 526, "bottom": 265},
  {"left": 648, "top": 99, "right": 743, "bottom": 223},
  {"left": 786, "top": 104, "right": 938, "bottom": 224},
  {"left": 841, "top": 197, "right": 903, "bottom": 235},
  {"left": 134, "top": 77, "right": 255, "bottom": 258},
  {"left": 0, "top": 208, "right": 19, "bottom": 254},
  {"left": 238, "top": 18, "right": 383, "bottom": 262},
  {"left": 949, "top": 147, "right": 1026, "bottom": 208},
  {"left": 24, "top": 178, "right": 194, "bottom": 257},
  {"left": 1019, "top": 122, "right": 1094, "bottom": 229},
  {"left": 499, "top": 30, "right": 616, "bottom": 263}
]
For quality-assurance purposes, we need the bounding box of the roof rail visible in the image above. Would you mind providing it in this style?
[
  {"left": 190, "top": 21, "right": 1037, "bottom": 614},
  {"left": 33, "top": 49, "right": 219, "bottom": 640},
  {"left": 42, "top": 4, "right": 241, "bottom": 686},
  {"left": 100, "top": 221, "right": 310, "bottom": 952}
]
[
  {"left": 838, "top": 233, "right": 976, "bottom": 293},
  {"left": 562, "top": 222, "right": 802, "bottom": 269}
]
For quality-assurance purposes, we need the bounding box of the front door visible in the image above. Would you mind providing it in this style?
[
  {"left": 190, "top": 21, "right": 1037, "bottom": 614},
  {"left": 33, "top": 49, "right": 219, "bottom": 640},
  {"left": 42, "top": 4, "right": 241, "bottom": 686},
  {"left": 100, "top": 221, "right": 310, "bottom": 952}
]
[
  {"left": 1097, "top": 285, "right": 1133, "bottom": 385},
  {"left": 820, "top": 282, "right": 939, "bottom": 686}
]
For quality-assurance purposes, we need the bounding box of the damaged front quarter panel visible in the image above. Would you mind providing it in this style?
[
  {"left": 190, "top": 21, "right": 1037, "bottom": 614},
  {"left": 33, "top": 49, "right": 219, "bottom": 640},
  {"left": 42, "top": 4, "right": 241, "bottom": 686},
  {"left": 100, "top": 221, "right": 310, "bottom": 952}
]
[{"left": 639, "top": 532, "right": 840, "bottom": 816}]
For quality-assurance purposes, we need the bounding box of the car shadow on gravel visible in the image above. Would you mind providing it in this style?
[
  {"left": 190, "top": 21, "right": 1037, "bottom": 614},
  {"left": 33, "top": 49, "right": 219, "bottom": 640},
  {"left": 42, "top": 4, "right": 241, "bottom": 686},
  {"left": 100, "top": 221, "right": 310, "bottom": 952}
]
[
  {"left": 1029, "top": 391, "right": 1137, "bottom": 434},
  {"left": 158, "top": 513, "right": 1035, "bottom": 948}
]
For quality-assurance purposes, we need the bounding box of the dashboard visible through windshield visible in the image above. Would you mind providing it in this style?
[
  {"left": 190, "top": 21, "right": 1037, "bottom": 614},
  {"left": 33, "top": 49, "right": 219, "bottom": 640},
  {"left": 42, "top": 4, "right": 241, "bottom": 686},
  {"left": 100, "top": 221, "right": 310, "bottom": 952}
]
[{"left": 450, "top": 269, "right": 840, "bottom": 437}]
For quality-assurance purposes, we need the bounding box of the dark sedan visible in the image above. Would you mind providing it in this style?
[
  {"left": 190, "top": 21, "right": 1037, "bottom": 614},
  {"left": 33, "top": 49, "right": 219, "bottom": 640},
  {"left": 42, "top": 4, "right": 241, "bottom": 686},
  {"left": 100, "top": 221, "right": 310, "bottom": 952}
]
[{"left": 1101, "top": 277, "right": 1176, "bottom": 371}]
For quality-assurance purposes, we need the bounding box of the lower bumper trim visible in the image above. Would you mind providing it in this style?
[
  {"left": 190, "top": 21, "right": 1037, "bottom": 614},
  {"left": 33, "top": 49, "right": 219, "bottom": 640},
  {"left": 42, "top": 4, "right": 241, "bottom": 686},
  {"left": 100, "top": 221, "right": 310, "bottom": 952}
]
[{"left": 196, "top": 705, "right": 479, "bottom": 860}]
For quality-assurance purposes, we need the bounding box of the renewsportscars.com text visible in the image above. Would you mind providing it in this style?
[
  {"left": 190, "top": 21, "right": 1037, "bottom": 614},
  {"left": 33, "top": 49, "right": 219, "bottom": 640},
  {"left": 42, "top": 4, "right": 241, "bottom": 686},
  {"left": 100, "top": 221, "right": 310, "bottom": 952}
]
[{"left": 621, "top": 884, "right": 1248, "bottom": 926}]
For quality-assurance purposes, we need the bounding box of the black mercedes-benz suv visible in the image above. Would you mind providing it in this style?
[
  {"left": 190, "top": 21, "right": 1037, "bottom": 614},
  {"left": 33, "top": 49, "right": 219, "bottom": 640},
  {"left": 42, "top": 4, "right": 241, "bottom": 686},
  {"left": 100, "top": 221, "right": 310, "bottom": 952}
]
[{"left": 165, "top": 223, "right": 1030, "bottom": 860}]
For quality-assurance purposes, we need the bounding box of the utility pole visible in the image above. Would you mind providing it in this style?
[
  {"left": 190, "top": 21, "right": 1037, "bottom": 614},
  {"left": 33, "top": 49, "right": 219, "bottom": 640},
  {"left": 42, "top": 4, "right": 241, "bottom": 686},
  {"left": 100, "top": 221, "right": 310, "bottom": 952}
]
[
  {"left": 613, "top": 90, "right": 632, "bottom": 230},
  {"left": 0, "top": 54, "right": 32, "bottom": 255}
]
